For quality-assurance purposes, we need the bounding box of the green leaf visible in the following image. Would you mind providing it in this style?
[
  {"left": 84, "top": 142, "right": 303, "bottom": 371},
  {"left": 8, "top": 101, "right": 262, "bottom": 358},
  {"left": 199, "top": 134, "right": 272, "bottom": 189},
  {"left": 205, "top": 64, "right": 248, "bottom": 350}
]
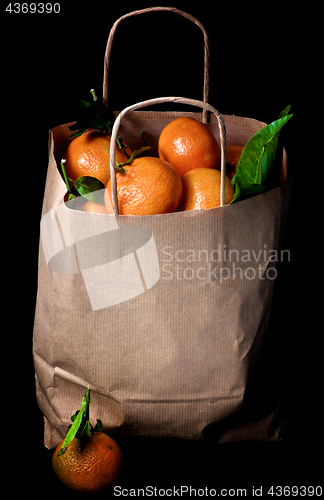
[
  {"left": 277, "top": 105, "right": 292, "bottom": 120},
  {"left": 261, "top": 105, "right": 291, "bottom": 188},
  {"left": 73, "top": 176, "right": 104, "bottom": 196},
  {"left": 94, "top": 419, "right": 103, "bottom": 433},
  {"left": 69, "top": 128, "right": 90, "bottom": 138},
  {"left": 70, "top": 410, "right": 79, "bottom": 423},
  {"left": 73, "top": 177, "right": 105, "bottom": 204},
  {"left": 80, "top": 99, "right": 91, "bottom": 111},
  {"left": 79, "top": 420, "right": 92, "bottom": 439},
  {"left": 69, "top": 100, "right": 115, "bottom": 138},
  {"left": 230, "top": 109, "right": 293, "bottom": 204},
  {"left": 57, "top": 386, "right": 92, "bottom": 456},
  {"left": 64, "top": 177, "right": 106, "bottom": 210}
]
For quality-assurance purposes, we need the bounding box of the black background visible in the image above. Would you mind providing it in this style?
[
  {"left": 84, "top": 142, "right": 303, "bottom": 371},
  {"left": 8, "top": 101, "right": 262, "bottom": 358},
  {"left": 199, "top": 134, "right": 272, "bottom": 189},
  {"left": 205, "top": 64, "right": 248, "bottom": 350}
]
[{"left": 2, "top": 2, "right": 318, "bottom": 496}]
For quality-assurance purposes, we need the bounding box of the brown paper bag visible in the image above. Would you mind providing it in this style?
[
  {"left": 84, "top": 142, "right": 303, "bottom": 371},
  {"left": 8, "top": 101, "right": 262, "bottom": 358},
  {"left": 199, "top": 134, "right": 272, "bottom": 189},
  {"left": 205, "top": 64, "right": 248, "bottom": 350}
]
[{"left": 33, "top": 8, "right": 292, "bottom": 448}]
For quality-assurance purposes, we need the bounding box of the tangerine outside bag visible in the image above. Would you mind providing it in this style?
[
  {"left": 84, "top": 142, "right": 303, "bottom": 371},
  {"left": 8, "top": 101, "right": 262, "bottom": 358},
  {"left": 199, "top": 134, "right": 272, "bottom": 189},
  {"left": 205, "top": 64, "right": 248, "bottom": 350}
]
[{"left": 33, "top": 8, "right": 292, "bottom": 449}]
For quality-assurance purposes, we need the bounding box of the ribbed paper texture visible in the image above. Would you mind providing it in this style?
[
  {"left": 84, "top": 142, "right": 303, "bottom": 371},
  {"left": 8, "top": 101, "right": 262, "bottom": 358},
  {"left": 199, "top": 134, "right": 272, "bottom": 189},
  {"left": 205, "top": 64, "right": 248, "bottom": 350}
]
[{"left": 33, "top": 112, "right": 291, "bottom": 448}]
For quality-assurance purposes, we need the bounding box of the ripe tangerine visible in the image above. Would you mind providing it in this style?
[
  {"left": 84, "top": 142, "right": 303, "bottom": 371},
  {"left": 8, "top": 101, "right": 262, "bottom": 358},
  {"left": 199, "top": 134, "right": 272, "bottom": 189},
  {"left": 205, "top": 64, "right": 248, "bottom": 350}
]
[
  {"left": 52, "top": 432, "right": 123, "bottom": 493},
  {"left": 177, "top": 167, "right": 234, "bottom": 211},
  {"left": 105, "top": 156, "right": 182, "bottom": 215},
  {"left": 63, "top": 131, "right": 132, "bottom": 186},
  {"left": 158, "top": 117, "right": 221, "bottom": 177}
]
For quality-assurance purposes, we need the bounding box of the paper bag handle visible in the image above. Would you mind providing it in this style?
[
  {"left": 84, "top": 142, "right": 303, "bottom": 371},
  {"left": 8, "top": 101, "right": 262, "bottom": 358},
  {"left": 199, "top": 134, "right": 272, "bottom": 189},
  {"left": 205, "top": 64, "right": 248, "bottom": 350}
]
[
  {"left": 109, "top": 96, "right": 226, "bottom": 215},
  {"left": 103, "top": 7, "right": 210, "bottom": 123}
]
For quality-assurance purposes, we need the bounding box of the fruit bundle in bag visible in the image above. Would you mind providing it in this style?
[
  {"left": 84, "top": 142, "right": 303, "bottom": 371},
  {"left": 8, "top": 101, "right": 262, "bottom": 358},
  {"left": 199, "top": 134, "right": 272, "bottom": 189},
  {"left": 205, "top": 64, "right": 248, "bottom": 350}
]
[{"left": 33, "top": 7, "right": 293, "bottom": 448}]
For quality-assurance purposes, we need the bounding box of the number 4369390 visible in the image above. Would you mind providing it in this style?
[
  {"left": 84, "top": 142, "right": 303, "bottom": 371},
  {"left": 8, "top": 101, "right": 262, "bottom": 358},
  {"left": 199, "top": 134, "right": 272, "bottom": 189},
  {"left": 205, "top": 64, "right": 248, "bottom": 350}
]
[{"left": 5, "top": 3, "right": 60, "bottom": 13}]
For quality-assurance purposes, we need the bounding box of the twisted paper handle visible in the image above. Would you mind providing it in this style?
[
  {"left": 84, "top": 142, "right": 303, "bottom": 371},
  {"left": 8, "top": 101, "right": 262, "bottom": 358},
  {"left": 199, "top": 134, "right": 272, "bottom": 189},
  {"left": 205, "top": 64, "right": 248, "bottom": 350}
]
[{"left": 103, "top": 7, "right": 210, "bottom": 123}]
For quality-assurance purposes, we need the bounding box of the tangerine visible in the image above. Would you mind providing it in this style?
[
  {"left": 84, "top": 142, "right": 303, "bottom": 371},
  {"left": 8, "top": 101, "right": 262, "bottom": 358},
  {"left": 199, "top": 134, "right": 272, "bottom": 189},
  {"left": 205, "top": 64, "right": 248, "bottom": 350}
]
[
  {"left": 226, "top": 145, "right": 244, "bottom": 180},
  {"left": 63, "top": 131, "right": 132, "bottom": 186},
  {"left": 177, "top": 167, "right": 234, "bottom": 211},
  {"left": 158, "top": 117, "right": 221, "bottom": 177},
  {"left": 74, "top": 198, "right": 109, "bottom": 214},
  {"left": 52, "top": 432, "right": 123, "bottom": 493},
  {"left": 105, "top": 156, "right": 182, "bottom": 215}
]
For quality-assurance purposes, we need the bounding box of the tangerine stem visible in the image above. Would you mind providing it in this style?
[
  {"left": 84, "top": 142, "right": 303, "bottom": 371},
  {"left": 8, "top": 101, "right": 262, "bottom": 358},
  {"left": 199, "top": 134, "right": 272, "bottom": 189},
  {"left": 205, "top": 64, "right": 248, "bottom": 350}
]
[
  {"left": 90, "top": 89, "right": 98, "bottom": 101},
  {"left": 141, "top": 131, "right": 152, "bottom": 157},
  {"left": 60, "top": 160, "right": 73, "bottom": 195},
  {"left": 115, "top": 146, "right": 151, "bottom": 174},
  {"left": 116, "top": 136, "right": 131, "bottom": 158}
]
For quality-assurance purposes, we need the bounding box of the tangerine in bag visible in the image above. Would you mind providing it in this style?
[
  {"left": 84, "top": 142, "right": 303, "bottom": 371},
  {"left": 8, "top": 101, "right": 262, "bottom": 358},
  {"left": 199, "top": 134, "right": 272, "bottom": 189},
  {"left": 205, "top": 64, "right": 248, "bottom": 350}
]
[{"left": 158, "top": 116, "right": 221, "bottom": 176}]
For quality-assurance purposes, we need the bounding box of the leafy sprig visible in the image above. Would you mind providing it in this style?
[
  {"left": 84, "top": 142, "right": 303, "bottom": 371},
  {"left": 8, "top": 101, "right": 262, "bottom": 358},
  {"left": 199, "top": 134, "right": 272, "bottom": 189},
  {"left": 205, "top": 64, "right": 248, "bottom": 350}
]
[
  {"left": 57, "top": 386, "right": 103, "bottom": 456},
  {"left": 60, "top": 160, "right": 105, "bottom": 203},
  {"left": 230, "top": 106, "right": 293, "bottom": 204},
  {"left": 69, "top": 89, "right": 115, "bottom": 138}
]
